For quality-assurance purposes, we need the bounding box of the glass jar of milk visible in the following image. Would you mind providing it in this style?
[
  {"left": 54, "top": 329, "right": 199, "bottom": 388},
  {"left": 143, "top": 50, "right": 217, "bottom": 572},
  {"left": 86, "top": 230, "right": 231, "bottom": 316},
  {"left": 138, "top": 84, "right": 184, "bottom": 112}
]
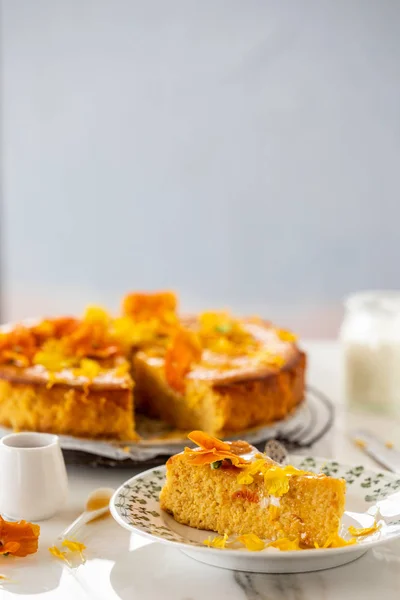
[{"left": 340, "top": 291, "right": 400, "bottom": 412}]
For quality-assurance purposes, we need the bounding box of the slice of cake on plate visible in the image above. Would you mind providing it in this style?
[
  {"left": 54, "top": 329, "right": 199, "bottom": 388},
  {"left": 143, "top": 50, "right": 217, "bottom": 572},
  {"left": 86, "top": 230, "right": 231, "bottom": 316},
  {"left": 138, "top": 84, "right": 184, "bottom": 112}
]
[{"left": 160, "top": 431, "right": 346, "bottom": 549}]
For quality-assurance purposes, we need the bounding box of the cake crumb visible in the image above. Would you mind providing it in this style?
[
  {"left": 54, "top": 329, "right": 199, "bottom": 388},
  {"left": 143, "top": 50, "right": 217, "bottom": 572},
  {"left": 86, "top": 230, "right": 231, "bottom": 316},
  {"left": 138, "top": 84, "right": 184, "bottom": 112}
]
[
  {"left": 353, "top": 438, "right": 366, "bottom": 449},
  {"left": 385, "top": 441, "right": 394, "bottom": 449}
]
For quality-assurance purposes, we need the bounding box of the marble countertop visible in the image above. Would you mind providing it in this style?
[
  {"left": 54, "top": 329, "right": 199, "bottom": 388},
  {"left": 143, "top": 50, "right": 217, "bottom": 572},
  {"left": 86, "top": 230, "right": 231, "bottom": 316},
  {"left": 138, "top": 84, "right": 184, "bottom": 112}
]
[{"left": 2, "top": 341, "right": 400, "bottom": 599}]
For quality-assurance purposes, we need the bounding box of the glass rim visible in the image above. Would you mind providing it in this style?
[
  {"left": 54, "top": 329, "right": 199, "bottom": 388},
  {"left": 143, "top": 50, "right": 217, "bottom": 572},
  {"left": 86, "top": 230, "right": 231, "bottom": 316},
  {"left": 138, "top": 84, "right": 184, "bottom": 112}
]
[{"left": 345, "top": 290, "right": 400, "bottom": 313}]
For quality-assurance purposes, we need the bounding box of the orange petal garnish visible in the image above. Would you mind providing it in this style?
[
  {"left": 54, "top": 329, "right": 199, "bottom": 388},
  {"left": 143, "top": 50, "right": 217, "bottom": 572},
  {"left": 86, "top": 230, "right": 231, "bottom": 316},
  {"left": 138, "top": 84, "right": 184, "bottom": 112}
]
[
  {"left": 188, "top": 431, "right": 231, "bottom": 452},
  {"left": 184, "top": 448, "right": 248, "bottom": 467},
  {"left": 165, "top": 329, "right": 202, "bottom": 393},
  {"left": 184, "top": 431, "right": 250, "bottom": 466},
  {"left": 0, "top": 517, "right": 40, "bottom": 557},
  {"left": 122, "top": 291, "right": 177, "bottom": 321}
]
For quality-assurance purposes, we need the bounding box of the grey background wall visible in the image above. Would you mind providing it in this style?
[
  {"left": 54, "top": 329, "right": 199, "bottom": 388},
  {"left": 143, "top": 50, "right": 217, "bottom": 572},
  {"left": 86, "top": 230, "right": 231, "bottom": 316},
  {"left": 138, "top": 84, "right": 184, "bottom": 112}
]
[{"left": 1, "top": 0, "right": 399, "bottom": 336}]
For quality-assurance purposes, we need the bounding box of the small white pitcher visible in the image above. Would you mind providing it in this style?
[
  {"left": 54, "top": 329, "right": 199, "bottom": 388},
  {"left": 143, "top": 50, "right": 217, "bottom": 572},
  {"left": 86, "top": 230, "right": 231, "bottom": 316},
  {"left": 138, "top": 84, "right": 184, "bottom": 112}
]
[{"left": 0, "top": 432, "right": 68, "bottom": 521}]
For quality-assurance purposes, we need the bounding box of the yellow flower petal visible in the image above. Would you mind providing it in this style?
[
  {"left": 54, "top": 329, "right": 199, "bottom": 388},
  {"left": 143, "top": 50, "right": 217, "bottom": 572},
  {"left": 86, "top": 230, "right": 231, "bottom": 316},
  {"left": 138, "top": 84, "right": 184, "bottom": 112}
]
[
  {"left": 268, "top": 505, "right": 280, "bottom": 521},
  {"left": 49, "top": 546, "right": 71, "bottom": 566},
  {"left": 348, "top": 522, "right": 381, "bottom": 538},
  {"left": 322, "top": 533, "right": 356, "bottom": 548},
  {"left": 238, "top": 533, "right": 265, "bottom": 552},
  {"left": 266, "top": 537, "right": 301, "bottom": 551},
  {"left": 62, "top": 539, "right": 86, "bottom": 561},
  {"left": 73, "top": 358, "right": 101, "bottom": 380},
  {"left": 237, "top": 462, "right": 308, "bottom": 497},
  {"left": 276, "top": 328, "right": 297, "bottom": 343},
  {"left": 203, "top": 533, "right": 229, "bottom": 549},
  {"left": 83, "top": 306, "right": 110, "bottom": 325},
  {"left": 263, "top": 472, "right": 290, "bottom": 497}
]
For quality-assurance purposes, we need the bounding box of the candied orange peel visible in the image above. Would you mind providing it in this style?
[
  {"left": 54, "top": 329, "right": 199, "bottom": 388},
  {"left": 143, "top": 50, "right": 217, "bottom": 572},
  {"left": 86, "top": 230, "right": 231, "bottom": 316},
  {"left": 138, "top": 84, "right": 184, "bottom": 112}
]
[
  {"left": 184, "top": 431, "right": 250, "bottom": 467},
  {"left": 122, "top": 291, "right": 178, "bottom": 329},
  {"left": 0, "top": 517, "right": 40, "bottom": 557},
  {"left": 165, "top": 329, "right": 202, "bottom": 393},
  {"left": 0, "top": 326, "right": 38, "bottom": 366}
]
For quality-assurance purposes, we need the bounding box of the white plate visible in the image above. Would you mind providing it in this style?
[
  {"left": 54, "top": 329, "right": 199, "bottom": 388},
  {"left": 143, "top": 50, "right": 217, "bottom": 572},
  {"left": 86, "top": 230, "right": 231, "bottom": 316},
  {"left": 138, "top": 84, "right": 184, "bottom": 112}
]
[{"left": 110, "top": 456, "right": 400, "bottom": 573}]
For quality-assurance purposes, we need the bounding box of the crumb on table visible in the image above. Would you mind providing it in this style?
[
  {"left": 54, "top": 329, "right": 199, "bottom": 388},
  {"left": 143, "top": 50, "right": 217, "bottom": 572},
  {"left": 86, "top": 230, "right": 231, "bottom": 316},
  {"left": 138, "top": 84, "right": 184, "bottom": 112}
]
[
  {"left": 353, "top": 438, "right": 367, "bottom": 449},
  {"left": 385, "top": 441, "right": 394, "bottom": 449}
]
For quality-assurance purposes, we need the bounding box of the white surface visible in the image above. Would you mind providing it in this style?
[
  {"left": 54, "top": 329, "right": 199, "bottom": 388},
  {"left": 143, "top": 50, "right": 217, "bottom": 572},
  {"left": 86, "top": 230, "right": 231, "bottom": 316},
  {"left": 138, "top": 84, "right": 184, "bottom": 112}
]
[
  {"left": 0, "top": 432, "right": 68, "bottom": 521},
  {"left": 2, "top": 1, "right": 400, "bottom": 337},
  {"left": 1, "top": 341, "right": 400, "bottom": 598}
]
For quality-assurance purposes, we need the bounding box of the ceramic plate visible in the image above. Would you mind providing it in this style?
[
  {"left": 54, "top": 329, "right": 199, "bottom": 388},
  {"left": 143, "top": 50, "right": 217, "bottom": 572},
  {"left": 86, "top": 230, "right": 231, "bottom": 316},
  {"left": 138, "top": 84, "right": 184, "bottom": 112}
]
[{"left": 110, "top": 457, "right": 400, "bottom": 573}]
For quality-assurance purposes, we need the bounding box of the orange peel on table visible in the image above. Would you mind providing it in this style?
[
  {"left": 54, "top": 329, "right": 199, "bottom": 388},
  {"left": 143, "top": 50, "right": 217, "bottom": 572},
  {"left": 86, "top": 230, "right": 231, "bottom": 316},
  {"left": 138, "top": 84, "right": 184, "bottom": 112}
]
[
  {"left": 184, "top": 431, "right": 250, "bottom": 467},
  {"left": 0, "top": 517, "right": 40, "bottom": 557},
  {"left": 165, "top": 329, "right": 202, "bottom": 393}
]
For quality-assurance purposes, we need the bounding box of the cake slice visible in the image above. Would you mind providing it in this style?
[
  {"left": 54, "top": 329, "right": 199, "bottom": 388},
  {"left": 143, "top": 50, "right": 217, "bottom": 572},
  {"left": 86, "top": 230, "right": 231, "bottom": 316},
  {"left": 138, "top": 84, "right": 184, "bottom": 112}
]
[{"left": 160, "top": 431, "right": 346, "bottom": 549}]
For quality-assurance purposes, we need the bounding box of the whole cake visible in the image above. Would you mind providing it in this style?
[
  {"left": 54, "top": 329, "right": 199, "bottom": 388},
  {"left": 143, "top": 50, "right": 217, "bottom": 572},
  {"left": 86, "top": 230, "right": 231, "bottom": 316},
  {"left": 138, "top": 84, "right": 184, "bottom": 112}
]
[
  {"left": 0, "top": 292, "right": 305, "bottom": 441},
  {"left": 160, "top": 431, "right": 346, "bottom": 549}
]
